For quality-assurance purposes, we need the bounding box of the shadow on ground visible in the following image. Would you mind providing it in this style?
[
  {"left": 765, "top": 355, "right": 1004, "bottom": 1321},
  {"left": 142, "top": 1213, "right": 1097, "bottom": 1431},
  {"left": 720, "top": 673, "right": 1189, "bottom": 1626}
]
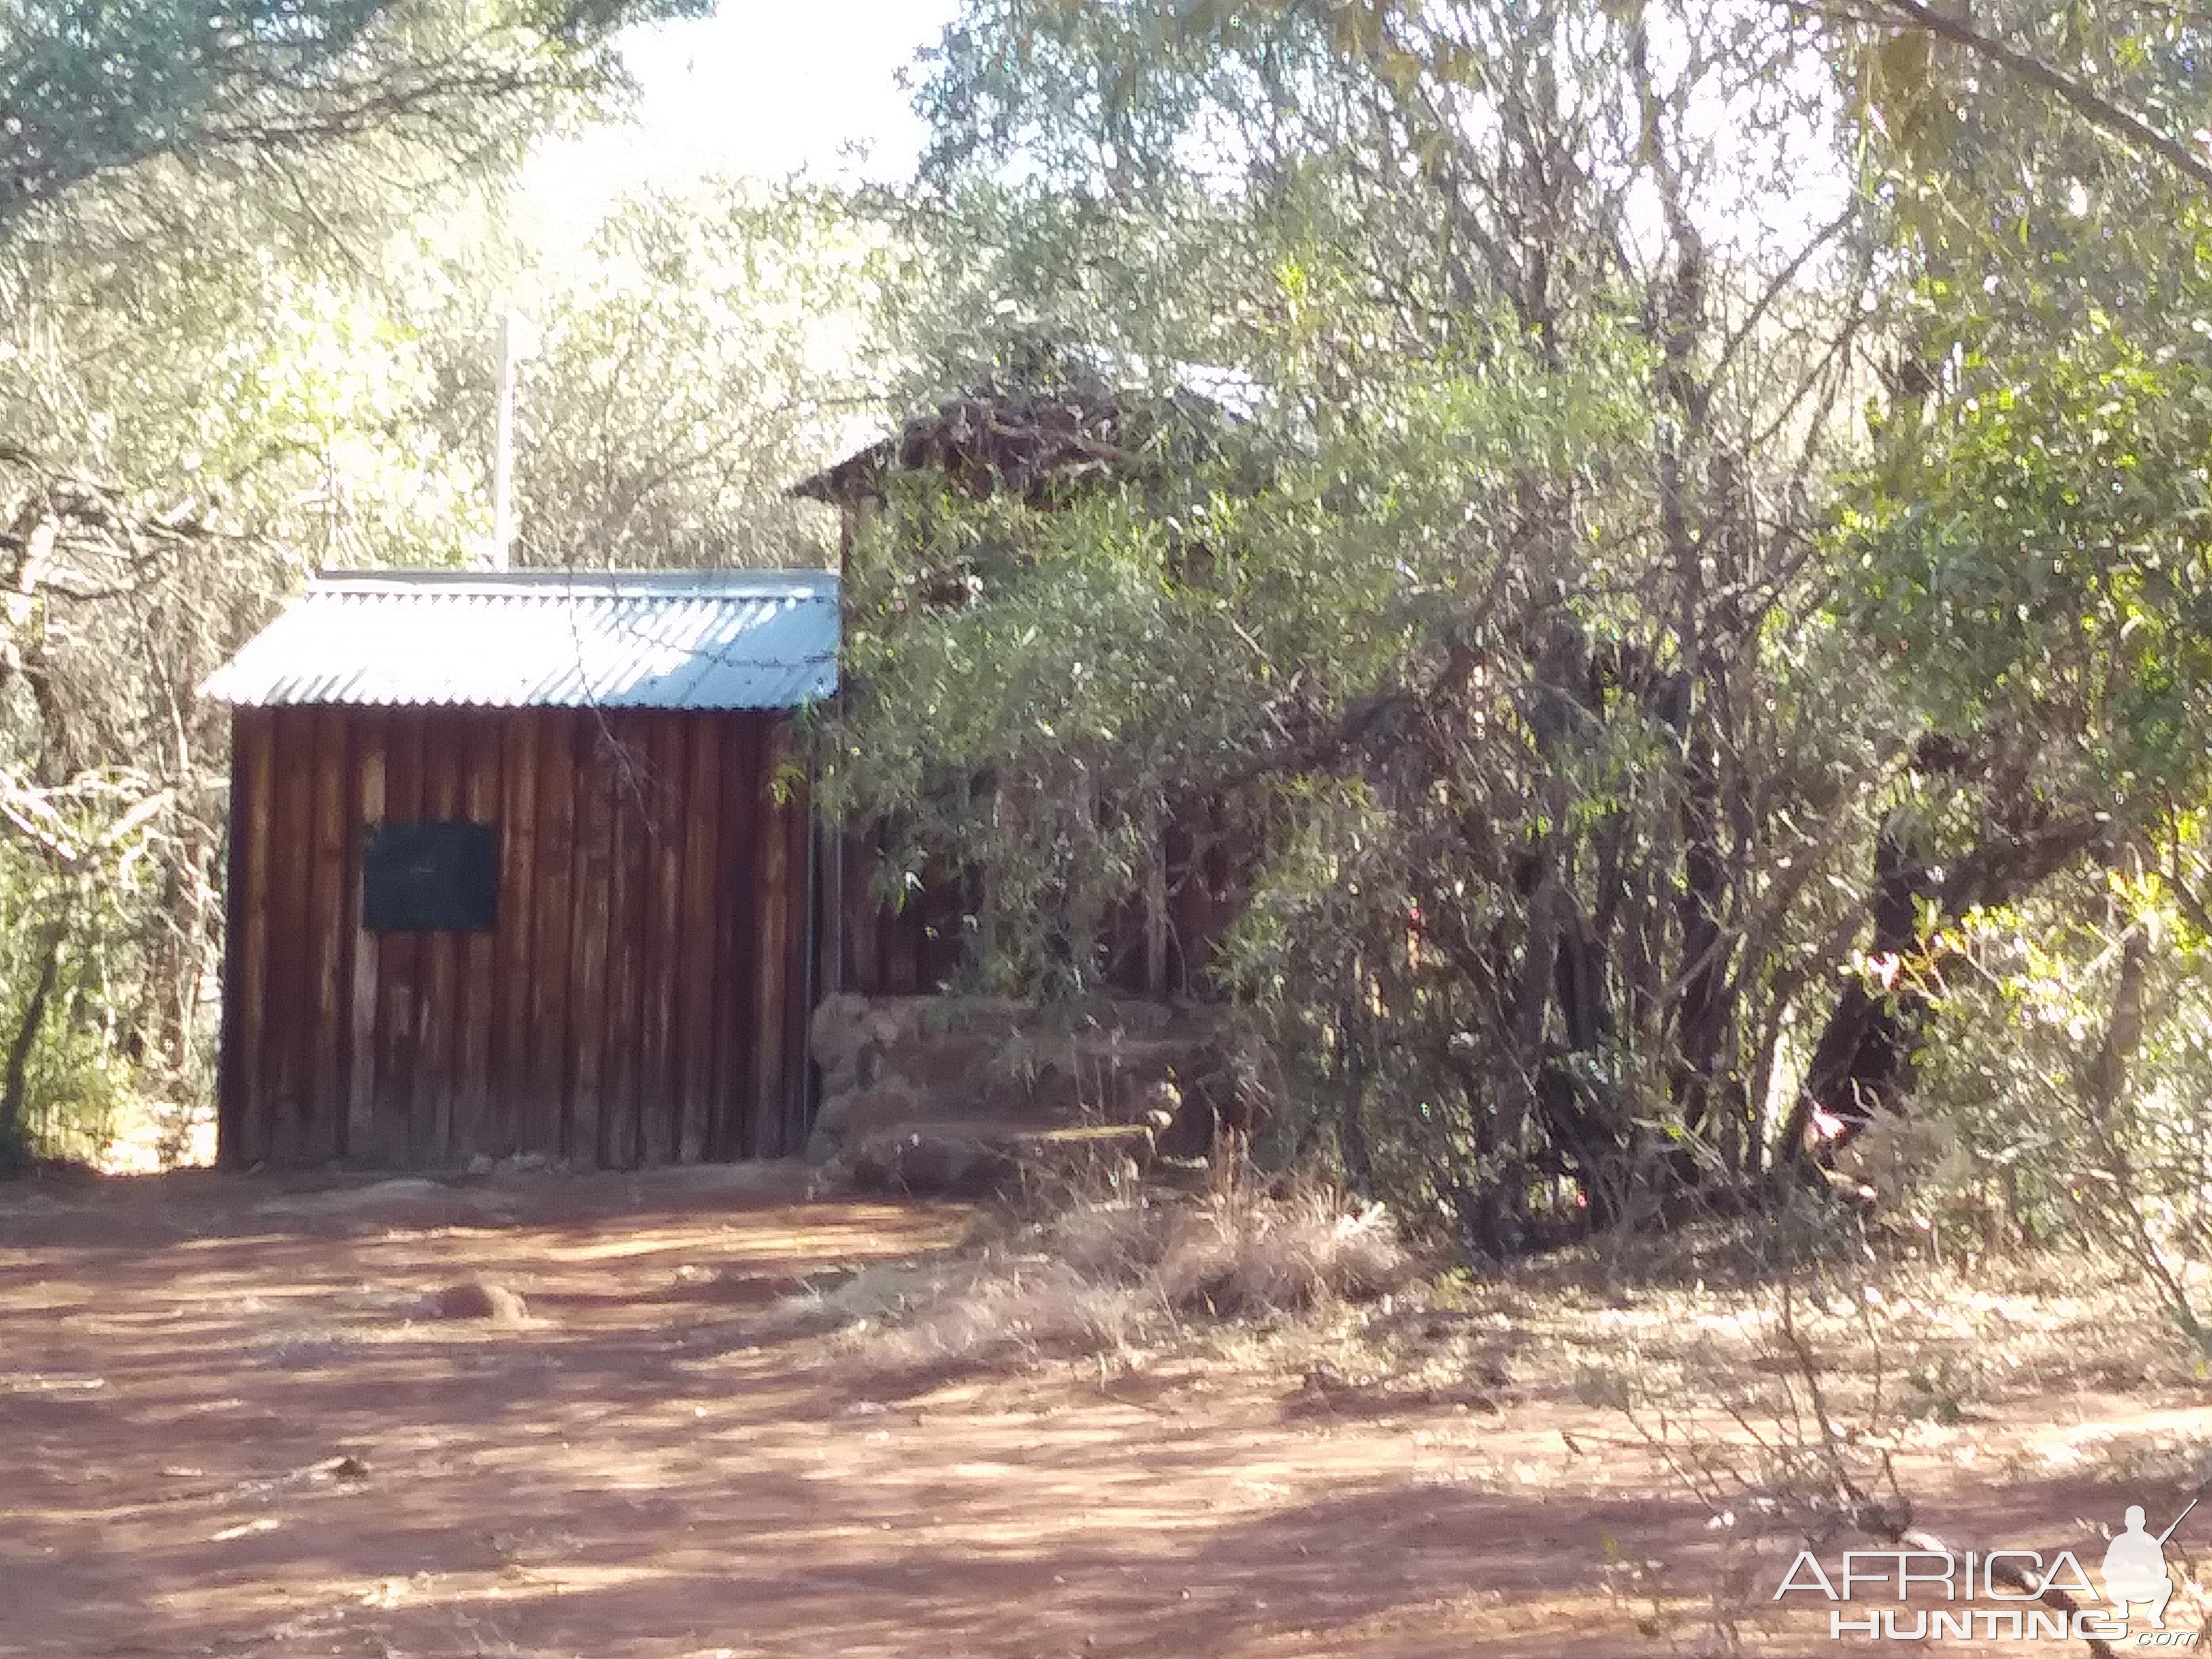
[{"left": 0, "top": 1166, "right": 2196, "bottom": 1657}]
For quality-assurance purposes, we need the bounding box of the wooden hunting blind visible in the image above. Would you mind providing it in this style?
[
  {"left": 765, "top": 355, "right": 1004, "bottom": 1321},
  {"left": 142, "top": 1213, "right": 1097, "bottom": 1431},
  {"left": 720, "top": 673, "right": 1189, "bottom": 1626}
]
[
  {"left": 200, "top": 569, "right": 837, "bottom": 1171},
  {"left": 793, "top": 368, "right": 1252, "bottom": 999}
]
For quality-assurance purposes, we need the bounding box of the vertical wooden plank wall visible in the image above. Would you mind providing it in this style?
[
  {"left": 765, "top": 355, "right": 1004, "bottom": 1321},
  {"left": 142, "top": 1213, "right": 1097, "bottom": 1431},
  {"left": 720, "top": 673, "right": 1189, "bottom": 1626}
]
[
  {"left": 215, "top": 708, "right": 270, "bottom": 1165},
  {"left": 344, "top": 727, "right": 383, "bottom": 1158},
  {"left": 528, "top": 717, "right": 575, "bottom": 1158},
  {"left": 828, "top": 827, "right": 967, "bottom": 1000},
  {"left": 491, "top": 715, "right": 539, "bottom": 1161},
  {"left": 826, "top": 805, "right": 1249, "bottom": 1000},
  {"left": 640, "top": 713, "right": 686, "bottom": 1168},
  {"left": 218, "top": 706, "right": 814, "bottom": 1170},
  {"left": 566, "top": 713, "right": 614, "bottom": 1167},
  {"left": 305, "top": 708, "right": 352, "bottom": 1165},
  {"left": 674, "top": 718, "right": 722, "bottom": 1163},
  {"left": 375, "top": 709, "right": 425, "bottom": 1165},
  {"left": 455, "top": 716, "right": 502, "bottom": 1161},
  {"left": 417, "top": 717, "right": 460, "bottom": 1165},
  {"left": 261, "top": 707, "right": 314, "bottom": 1164},
  {"left": 710, "top": 716, "right": 760, "bottom": 1158}
]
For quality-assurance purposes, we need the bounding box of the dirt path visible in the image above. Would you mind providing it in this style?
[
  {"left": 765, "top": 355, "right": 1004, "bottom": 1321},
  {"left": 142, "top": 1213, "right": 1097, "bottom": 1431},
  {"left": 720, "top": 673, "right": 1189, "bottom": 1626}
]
[{"left": 0, "top": 1169, "right": 2199, "bottom": 1657}]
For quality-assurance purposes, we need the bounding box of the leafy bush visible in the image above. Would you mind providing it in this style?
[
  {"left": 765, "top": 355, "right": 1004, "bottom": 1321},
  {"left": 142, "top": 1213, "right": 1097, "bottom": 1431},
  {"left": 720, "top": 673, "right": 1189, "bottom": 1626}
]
[
  {"left": 1851, "top": 878, "right": 2212, "bottom": 1347},
  {"left": 0, "top": 791, "right": 174, "bottom": 1171}
]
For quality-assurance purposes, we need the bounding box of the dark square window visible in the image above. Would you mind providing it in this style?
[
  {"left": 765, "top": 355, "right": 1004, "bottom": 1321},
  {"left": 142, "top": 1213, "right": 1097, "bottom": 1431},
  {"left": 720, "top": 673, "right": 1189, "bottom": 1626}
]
[{"left": 363, "top": 822, "right": 498, "bottom": 933}]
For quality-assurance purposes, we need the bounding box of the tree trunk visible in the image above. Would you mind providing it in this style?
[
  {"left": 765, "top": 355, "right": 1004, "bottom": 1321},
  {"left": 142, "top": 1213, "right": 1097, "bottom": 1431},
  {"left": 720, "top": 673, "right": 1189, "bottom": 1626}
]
[
  {"left": 1336, "top": 992, "right": 1373, "bottom": 1197},
  {"left": 1, "top": 920, "right": 65, "bottom": 1145},
  {"left": 1782, "top": 808, "right": 2113, "bottom": 1167},
  {"left": 2086, "top": 926, "right": 2150, "bottom": 1120}
]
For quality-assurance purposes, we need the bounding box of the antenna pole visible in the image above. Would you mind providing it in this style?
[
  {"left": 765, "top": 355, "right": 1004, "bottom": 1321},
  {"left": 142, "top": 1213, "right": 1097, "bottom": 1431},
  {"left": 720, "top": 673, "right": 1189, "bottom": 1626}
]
[{"left": 491, "top": 311, "right": 537, "bottom": 569}]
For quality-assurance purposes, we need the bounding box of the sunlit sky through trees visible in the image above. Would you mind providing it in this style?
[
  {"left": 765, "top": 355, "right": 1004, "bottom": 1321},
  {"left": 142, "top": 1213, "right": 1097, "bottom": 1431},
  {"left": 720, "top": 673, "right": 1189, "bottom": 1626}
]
[{"left": 524, "top": 0, "right": 964, "bottom": 240}]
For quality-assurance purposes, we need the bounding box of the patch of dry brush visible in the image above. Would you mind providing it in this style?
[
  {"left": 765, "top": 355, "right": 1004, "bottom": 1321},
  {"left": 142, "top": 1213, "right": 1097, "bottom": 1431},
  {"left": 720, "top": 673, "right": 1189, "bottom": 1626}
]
[{"left": 812, "top": 1188, "right": 1417, "bottom": 1374}]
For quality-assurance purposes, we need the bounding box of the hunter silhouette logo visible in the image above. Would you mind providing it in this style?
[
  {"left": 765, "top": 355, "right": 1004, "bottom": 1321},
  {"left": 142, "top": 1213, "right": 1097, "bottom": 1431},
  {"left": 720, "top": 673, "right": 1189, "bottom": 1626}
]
[
  {"left": 2105, "top": 1501, "right": 2194, "bottom": 1631},
  {"left": 1773, "top": 1498, "right": 2203, "bottom": 1644}
]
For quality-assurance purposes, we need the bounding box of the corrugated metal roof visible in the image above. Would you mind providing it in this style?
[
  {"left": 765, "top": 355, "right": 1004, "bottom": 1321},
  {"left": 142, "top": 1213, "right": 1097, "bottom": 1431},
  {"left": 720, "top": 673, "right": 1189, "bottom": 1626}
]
[{"left": 200, "top": 569, "right": 840, "bottom": 710}]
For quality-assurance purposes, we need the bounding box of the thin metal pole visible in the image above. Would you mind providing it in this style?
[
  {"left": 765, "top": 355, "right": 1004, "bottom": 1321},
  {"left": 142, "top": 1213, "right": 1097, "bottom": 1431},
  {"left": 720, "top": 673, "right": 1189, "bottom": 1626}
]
[
  {"left": 491, "top": 312, "right": 534, "bottom": 569},
  {"left": 491, "top": 318, "right": 519, "bottom": 569}
]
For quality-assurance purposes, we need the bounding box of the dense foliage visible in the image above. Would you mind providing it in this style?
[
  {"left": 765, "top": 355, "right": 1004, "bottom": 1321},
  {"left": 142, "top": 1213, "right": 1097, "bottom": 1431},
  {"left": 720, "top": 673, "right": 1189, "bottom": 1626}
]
[
  {"left": 825, "top": 0, "right": 2212, "bottom": 1256},
  {"left": 5, "top": 0, "right": 2211, "bottom": 1285}
]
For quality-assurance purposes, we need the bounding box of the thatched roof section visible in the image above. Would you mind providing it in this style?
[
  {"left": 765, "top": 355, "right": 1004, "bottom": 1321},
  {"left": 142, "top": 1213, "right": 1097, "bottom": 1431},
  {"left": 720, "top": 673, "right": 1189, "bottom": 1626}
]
[{"left": 790, "top": 361, "right": 1254, "bottom": 508}]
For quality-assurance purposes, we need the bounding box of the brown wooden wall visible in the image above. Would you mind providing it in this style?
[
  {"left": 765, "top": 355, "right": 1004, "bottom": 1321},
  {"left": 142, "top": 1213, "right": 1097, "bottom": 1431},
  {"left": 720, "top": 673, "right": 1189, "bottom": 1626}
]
[
  {"left": 822, "top": 829, "right": 972, "bottom": 998},
  {"left": 823, "top": 800, "right": 1242, "bottom": 1001},
  {"left": 218, "top": 705, "right": 816, "bottom": 1170}
]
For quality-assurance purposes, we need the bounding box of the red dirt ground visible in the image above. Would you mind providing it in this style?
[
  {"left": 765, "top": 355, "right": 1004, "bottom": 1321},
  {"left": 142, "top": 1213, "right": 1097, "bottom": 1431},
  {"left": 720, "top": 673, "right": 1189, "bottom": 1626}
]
[{"left": 1, "top": 1167, "right": 2203, "bottom": 1657}]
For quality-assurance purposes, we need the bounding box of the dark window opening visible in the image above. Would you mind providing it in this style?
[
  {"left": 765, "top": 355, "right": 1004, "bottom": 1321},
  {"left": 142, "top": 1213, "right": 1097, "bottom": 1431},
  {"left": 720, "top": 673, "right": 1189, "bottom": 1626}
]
[{"left": 364, "top": 822, "right": 498, "bottom": 933}]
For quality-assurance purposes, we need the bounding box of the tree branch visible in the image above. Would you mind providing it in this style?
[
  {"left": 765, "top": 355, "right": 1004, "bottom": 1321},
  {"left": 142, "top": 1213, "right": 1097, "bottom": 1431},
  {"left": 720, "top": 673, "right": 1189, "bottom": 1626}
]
[{"left": 1846, "top": 0, "right": 2212, "bottom": 191}]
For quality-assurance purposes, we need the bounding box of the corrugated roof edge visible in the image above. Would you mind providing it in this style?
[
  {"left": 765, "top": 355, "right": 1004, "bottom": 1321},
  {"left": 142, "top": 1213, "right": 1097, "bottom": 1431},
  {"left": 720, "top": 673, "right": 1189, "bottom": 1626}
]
[
  {"left": 199, "top": 566, "right": 843, "bottom": 711},
  {"left": 305, "top": 566, "right": 837, "bottom": 597}
]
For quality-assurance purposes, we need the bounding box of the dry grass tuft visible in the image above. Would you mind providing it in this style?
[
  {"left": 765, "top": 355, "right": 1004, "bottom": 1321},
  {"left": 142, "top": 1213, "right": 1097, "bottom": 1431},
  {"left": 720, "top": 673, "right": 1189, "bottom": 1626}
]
[
  {"left": 1049, "top": 1189, "right": 1416, "bottom": 1317},
  {"left": 823, "top": 1188, "right": 1416, "bottom": 1376},
  {"left": 869, "top": 1263, "right": 1147, "bottom": 1372}
]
